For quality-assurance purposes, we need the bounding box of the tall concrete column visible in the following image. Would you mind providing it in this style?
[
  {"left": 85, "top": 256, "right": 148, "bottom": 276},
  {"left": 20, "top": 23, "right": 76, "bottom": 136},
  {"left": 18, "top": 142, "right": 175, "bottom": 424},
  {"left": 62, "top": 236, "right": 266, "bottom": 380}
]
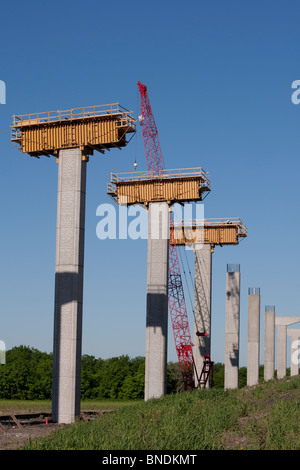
[
  {"left": 275, "top": 316, "right": 300, "bottom": 379},
  {"left": 52, "top": 148, "right": 87, "bottom": 424},
  {"left": 224, "top": 264, "right": 241, "bottom": 389},
  {"left": 247, "top": 288, "right": 260, "bottom": 386},
  {"left": 145, "top": 202, "right": 169, "bottom": 401},
  {"left": 193, "top": 244, "right": 212, "bottom": 385},
  {"left": 264, "top": 306, "right": 275, "bottom": 381},
  {"left": 287, "top": 329, "right": 300, "bottom": 376}
]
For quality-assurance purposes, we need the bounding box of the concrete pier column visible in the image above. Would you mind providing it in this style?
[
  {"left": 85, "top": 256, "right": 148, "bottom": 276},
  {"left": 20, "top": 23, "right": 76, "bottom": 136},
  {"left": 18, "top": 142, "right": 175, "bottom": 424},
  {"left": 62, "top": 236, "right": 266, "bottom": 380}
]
[
  {"left": 275, "top": 316, "right": 300, "bottom": 379},
  {"left": 247, "top": 288, "right": 260, "bottom": 386},
  {"left": 224, "top": 264, "right": 241, "bottom": 389},
  {"left": 264, "top": 306, "right": 275, "bottom": 381},
  {"left": 193, "top": 244, "right": 212, "bottom": 385},
  {"left": 52, "top": 148, "right": 87, "bottom": 423},
  {"left": 145, "top": 202, "right": 169, "bottom": 401},
  {"left": 277, "top": 324, "right": 287, "bottom": 380},
  {"left": 287, "top": 329, "right": 300, "bottom": 376}
]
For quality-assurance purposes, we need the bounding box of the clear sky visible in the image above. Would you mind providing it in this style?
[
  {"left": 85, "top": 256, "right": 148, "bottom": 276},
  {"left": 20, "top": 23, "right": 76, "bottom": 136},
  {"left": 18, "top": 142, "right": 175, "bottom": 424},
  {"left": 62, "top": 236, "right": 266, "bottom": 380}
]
[{"left": 1, "top": 0, "right": 300, "bottom": 368}]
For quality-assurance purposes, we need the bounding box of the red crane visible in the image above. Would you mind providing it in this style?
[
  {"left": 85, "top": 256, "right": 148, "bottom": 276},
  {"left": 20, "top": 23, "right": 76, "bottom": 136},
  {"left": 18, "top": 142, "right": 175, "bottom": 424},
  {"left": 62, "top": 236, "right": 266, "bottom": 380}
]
[{"left": 137, "top": 81, "right": 195, "bottom": 390}]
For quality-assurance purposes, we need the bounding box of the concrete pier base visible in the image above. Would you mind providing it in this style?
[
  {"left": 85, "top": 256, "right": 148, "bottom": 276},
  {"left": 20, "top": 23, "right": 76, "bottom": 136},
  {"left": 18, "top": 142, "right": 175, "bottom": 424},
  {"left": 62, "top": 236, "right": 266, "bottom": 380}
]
[
  {"left": 264, "top": 306, "right": 275, "bottom": 381},
  {"left": 224, "top": 264, "right": 241, "bottom": 389},
  {"left": 52, "top": 148, "right": 87, "bottom": 424},
  {"left": 275, "top": 316, "right": 300, "bottom": 379},
  {"left": 247, "top": 288, "right": 260, "bottom": 386},
  {"left": 193, "top": 244, "right": 212, "bottom": 385},
  {"left": 145, "top": 202, "right": 169, "bottom": 401},
  {"left": 287, "top": 329, "right": 300, "bottom": 376}
]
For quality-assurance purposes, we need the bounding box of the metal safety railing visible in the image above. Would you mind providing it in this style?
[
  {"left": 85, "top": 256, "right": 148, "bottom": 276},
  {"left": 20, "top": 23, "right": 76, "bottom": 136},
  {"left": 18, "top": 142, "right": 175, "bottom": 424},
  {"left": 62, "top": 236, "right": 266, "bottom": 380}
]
[
  {"left": 248, "top": 288, "right": 260, "bottom": 295},
  {"left": 170, "top": 218, "right": 247, "bottom": 236},
  {"left": 11, "top": 103, "right": 136, "bottom": 130},
  {"left": 171, "top": 217, "right": 241, "bottom": 226},
  {"left": 227, "top": 264, "right": 240, "bottom": 273},
  {"left": 107, "top": 167, "right": 211, "bottom": 198},
  {"left": 265, "top": 305, "right": 275, "bottom": 312},
  {"left": 110, "top": 167, "right": 210, "bottom": 184}
]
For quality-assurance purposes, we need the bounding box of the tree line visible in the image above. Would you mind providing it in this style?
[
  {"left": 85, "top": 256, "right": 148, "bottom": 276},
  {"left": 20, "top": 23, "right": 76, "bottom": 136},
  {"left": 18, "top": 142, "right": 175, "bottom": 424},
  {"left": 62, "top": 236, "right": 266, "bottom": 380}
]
[{"left": 0, "top": 346, "right": 256, "bottom": 400}]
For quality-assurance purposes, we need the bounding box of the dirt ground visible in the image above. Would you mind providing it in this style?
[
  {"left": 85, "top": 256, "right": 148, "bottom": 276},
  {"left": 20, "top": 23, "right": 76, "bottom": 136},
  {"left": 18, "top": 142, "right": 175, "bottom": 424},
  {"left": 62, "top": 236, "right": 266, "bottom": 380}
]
[
  {"left": 0, "top": 412, "right": 63, "bottom": 450},
  {"left": 0, "top": 409, "right": 110, "bottom": 450},
  {"left": 0, "top": 422, "right": 62, "bottom": 450}
]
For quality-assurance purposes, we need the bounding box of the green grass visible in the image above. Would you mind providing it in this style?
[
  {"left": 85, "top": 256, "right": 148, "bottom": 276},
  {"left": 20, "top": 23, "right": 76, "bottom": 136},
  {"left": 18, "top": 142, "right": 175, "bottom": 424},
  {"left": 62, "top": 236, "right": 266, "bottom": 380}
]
[
  {"left": 23, "top": 377, "right": 300, "bottom": 450},
  {"left": 0, "top": 400, "right": 51, "bottom": 414},
  {"left": 0, "top": 399, "right": 134, "bottom": 415}
]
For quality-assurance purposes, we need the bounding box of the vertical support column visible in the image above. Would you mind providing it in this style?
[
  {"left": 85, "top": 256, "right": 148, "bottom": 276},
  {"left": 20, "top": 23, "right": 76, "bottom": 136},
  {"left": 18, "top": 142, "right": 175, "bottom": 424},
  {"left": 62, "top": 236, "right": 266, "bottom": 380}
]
[
  {"left": 247, "top": 288, "right": 261, "bottom": 386},
  {"left": 193, "top": 244, "right": 212, "bottom": 385},
  {"left": 276, "top": 324, "right": 287, "bottom": 380},
  {"left": 287, "top": 329, "right": 300, "bottom": 376},
  {"left": 224, "top": 264, "right": 241, "bottom": 389},
  {"left": 264, "top": 306, "right": 275, "bottom": 381},
  {"left": 145, "top": 202, "right": 169, "bottom": 401},
  {"left": 52, "top": 148, "right": 87, "bottom": 424}
]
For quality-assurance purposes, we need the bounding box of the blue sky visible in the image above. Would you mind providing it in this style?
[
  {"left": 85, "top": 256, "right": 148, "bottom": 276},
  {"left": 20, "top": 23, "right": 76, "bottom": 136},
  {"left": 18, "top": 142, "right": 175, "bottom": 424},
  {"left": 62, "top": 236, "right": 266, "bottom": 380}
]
[{"left": 1, "top": 0, "right": 300, "bottom": 368}]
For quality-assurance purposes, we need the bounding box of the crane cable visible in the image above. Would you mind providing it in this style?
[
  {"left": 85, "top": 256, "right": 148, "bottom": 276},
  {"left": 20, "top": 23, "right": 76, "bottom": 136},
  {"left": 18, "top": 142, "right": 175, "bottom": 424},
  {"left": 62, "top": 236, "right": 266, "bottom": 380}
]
[
  {"left": 178, "top": 247, "right": 195, "bottom": 320},
  {"left": 133, "top": 87, "right": 140, "bottom": 170}
]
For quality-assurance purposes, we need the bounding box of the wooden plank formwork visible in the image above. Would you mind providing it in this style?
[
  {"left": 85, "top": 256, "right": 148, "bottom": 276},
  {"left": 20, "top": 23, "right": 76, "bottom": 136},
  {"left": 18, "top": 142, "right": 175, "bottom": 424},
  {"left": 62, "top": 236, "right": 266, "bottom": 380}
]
[
  {"left": 170, "top": 220, "right": 247, "bottom": 246},
  {"left": 11, "top": 104, "right": 136, "bottom": 157},
  {"left": 107, "top": 168, "right": 211, "bottom": 206}
]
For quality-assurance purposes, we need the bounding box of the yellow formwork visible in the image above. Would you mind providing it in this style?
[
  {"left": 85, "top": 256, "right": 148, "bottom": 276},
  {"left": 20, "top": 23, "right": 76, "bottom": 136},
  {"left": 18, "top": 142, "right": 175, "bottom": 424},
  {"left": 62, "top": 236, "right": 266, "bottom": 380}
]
[
  {"left": 107, "top": 168, "right": 211, "bottom": 206},
  {"left": 11, "top": 104, "right": 136, "bottom": 157},
  {"left": 170, "top": 218, "right": 247, "bottom": 247}
]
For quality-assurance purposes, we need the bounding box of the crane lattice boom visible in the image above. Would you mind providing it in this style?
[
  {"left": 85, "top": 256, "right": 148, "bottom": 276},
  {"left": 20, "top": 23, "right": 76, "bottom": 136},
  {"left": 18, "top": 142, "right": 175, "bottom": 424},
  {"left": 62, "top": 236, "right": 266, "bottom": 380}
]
[
  {"left": 137, "top": 82, "right": 164, "bottom": 175},
  {"left": 137, "top": 81, "right": 195, "bottom": 390}
]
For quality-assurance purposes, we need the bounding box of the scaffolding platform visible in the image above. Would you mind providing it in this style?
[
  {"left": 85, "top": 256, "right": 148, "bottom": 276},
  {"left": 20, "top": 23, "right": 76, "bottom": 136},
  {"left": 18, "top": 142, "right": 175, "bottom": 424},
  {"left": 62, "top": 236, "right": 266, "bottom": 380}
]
[
  {"left": 107, "top": 167, "right": 211, "bottom": 206},
  {"left": 11, "top": 103, "right": 136, "bottom": 157},
  {"left": 170, "top": 217, "right": 247, "bottom": 247}
]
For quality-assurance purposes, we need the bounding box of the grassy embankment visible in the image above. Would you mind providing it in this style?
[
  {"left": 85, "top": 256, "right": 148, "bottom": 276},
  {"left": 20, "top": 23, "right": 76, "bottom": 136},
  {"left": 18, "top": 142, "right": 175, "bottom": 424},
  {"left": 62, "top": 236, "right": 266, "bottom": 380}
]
[{"left": 21, "top": 376, "right": 300, "bottom": 450}]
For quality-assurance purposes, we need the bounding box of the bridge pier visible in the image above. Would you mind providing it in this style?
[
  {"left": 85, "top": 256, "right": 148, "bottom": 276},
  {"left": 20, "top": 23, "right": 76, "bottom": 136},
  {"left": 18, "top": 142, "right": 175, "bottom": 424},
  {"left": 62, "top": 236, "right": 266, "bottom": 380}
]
[
  {"left": 144, "top": 202, "right": 169, "bottom": 400},
  {"left": 224, "top": 264, "right": 241, "bottom": 389},
  {"left": 52, "top": 148, "right": 87, "bottom": 424},
  {"left": 264, "top": 306, "right": 275, "bottom": 381},
  {"left": 247, "top": 288, "right": 261, "bottom": 386}
]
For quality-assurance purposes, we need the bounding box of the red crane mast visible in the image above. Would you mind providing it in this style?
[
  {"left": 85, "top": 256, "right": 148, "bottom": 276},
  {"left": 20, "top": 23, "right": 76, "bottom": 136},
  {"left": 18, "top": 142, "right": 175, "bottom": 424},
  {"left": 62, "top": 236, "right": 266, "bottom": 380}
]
[{"left": 137, "top": 81, "right": 195, "bottom": 390}]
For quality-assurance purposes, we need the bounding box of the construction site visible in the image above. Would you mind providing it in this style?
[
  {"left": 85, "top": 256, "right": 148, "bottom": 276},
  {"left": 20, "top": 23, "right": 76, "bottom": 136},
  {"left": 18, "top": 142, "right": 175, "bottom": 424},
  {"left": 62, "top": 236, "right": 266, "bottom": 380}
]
[{"left": 8, "top": 80, "right": 300, "bottom": 425}]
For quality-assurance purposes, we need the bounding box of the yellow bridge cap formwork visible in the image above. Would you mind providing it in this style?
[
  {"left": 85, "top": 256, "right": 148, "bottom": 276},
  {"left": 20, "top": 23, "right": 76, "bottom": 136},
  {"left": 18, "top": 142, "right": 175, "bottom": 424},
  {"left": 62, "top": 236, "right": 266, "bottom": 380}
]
[
  {"left": 107, "top": 167, "right": 211, "bottom": 206},
  {"left": 11, "top": 103, "right": 136, "bottom": 158},
  {"left": 170, "top": 218, "right": 247, "bottom": 247}
]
